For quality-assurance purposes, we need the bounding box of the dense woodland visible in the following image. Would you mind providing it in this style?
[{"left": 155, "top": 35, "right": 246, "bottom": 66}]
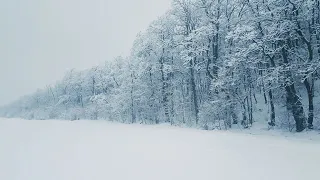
[{"left": 1, "top": 0, "right": 320, "bottom": 132}]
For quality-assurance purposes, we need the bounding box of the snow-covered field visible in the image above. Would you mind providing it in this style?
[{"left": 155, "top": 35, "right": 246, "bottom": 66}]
[{"left": 1, "top": 118, "right": 320, "bottom": 180}]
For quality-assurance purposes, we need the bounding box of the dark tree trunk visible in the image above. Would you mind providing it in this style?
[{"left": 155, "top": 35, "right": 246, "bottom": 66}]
[
  {"left": 304, "top": 79, "right": 314, "bottom": 128},
  {"left": 170, "top": 56, "right": 175, "bottom": 125},
  {"left": 160, "top": 51, "right": 170, "bottom": 123},
  {"left": 266, "top": 54, "right": 277, "bottom": 126},
  {"left": 249, "top": 88, "right": 253, "bottom": 125},
  {"left": 263, "top": 88, "right": 268, "bottom": 104},
  {"left": 241, "top": 100, "right": 248, "bottom": 128},
  {"left": 268, "top": 90, "right": 276, "bottom": 126},
  {"left": 285, "top": 85, "right": 306, "bottom": 132},
  {"left": 206, "top": 38, "right": 214, "bottom": 80},
  {"left": 190, "top": 57, "right": 199, "bottom": 124},
  {"left": 232, "top": 110, "right": 238, "bottom": 125},
  {"left": 148, "top": 61, "right": 156, "bottom": 124},
  {"left": 281, "top": 47, "right": 306, "bottom": 132},
  {"left": 295, "top": 8, "right": 315, "bottom": 130}
]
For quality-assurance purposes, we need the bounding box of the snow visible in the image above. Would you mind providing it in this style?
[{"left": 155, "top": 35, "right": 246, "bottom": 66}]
[{"left": 1, "top": 118, "right": 320, "bottom": 180}]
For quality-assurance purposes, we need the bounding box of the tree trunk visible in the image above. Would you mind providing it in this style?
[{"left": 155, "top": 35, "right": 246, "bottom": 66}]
[
  {"left": 263, "top": 86, "right": 268, "bottom": 104},
  {"left": 249, "top": 87, "right": 253, "bottom": 125},
  {"left": 170, "top": 56, "right": 175, "bottom": 125},
  {"left": 268, "top": 90, "right": 276, "bottom": 126},
  {"left": 148, "top": 63, "right": 156, "bottom": 124},
  {"left": 241, "top": 99, "right": 248, "bottom": 128},
  {"left": 268, "top": 55, "right": 276, "bottom": 126},
  {"left": 304, "top": 78, "right": 314, "bottom": 128},
  {"left": 281, "top": 47, "right": 306, "bottom": 132},
  {"left": 92, "top": 77, "right": 95, "bottom": 95},
  {"left": 190, "top": 57, "right": 199, "bottom": 124},
  {"left": 295, "top": 8, "right": 315, "bottom": 130},
  {"left": 130, "top": 70, "right": 136, "bottom": 124},
  {"left": 160, "top": 47, "right": 170, "bottom": 123}
]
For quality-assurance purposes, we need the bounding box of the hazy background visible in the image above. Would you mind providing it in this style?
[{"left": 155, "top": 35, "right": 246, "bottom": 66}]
[{"left": 0, "top": 0, "right": 171, "bottom": 106}]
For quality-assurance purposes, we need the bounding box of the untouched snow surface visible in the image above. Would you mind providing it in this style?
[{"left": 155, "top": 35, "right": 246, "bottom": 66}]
[{"left": 1, "top": 118, "right": 320, "bottom": 180}]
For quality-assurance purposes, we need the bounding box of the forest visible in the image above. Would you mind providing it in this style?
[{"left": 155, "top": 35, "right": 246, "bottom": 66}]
[{"left": 1, "top": 0, "right": 320, "bottom": 132}]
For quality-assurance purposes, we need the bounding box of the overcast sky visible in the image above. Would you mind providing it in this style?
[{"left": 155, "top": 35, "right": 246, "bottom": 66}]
[{"left": 0, "top": 0, "right": 171, "bottom": 106}]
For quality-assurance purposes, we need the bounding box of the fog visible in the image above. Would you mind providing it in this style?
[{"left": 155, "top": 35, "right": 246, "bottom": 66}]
[{"left": 0, "top": 0, "right": 171, "bottom": 105}]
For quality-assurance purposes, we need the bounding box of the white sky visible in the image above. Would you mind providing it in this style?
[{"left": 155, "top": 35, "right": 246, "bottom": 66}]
[{"left": 0, "top": 0, "right": 172, "bottom": 106}]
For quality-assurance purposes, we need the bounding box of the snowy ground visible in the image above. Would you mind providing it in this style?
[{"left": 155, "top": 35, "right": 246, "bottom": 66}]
[{"left": 1, "top": 118, "right": 320, "bottom": 180}]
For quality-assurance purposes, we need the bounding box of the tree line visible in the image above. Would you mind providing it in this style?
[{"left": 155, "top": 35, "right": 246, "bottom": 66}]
[{"left": 1, "top": 0, "right": 320, "bottom": 132}]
